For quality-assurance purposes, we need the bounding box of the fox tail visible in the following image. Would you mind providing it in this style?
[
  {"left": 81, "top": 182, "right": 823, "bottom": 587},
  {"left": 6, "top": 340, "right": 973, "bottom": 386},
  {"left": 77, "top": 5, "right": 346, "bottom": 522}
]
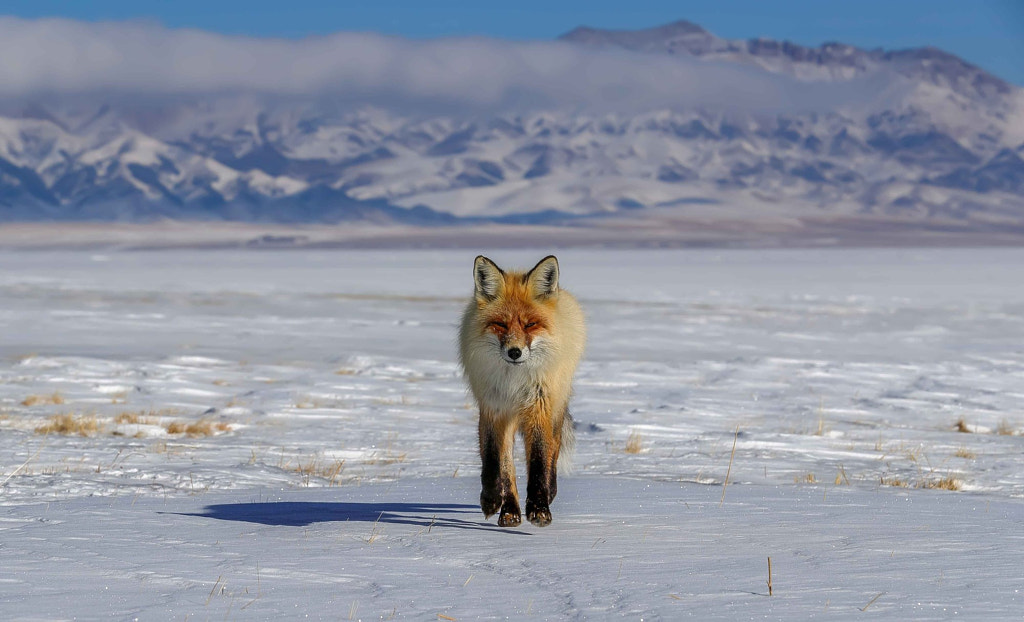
[{"left": 559, "top": 410, "right": 576, "bottom": 473}]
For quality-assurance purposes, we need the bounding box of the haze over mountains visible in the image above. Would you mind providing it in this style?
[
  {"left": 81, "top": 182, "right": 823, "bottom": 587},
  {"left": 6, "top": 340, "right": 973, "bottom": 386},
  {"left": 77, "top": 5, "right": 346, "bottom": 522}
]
[{"left": 1, "top": 18, "right": 1022, "bottom": 245}]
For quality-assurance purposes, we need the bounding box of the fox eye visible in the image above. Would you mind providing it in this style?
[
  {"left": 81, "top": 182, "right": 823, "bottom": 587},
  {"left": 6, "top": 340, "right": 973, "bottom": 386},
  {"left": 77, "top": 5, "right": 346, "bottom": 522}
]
[
  {"left": 525, "top": 321, "right": 537, "bottom": 328},
  {"left": 490, "top": 321, "right": 508, "bottom": 330}
]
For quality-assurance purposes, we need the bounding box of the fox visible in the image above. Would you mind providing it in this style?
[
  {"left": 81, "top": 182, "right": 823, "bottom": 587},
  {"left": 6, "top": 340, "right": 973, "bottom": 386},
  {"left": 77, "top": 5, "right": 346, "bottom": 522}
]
[{"left": 458, "top": 255, "right": 586, "bottom": 527}]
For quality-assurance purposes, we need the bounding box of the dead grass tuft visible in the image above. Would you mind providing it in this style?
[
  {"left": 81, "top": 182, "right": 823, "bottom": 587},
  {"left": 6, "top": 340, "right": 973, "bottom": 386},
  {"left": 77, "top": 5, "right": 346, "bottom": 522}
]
[
  {"left": 624, "top": 430, "right": 643, "bottom": 454},
  {"left": 880, "top": 474, "right": 962, "bottom": 491},
  {"left": 286, "top": 455, "right": 347, "bottom": 486},
  {"left": 919, "top": 476, "right": 962, "bottom": 491},
  {"left": 22, "top": 392, "right": 65, "bottom": 407},
  {"left": 165, "top": 420, "right": 231, "bottom": 437},
  {"left": 35, "top": 413, "right": 101, "bottom": 436},
  {"left": 954, "top": 446, "right": 976, "bottom": 459},
  {"left": 879, "top": 475, "right": 910, "bottom": 488},
  {"left": 903, "top": 445, "right": 923, "bottom": 463},
  {"left": 794, "top": 472, "right": 817, "bottom": 484},
  {"left": 114, "top": 411, "right": 159, "bottom": 425},
  {"left": 360, "top": 433, "right": 409, "bottom": 466},
  {"left": 996, "top": 420, "right": 1017, "bottom": 436},
  {"left": 954, "top": 418, "right": 972, "bottom": 433},
  {"left": 834, "top": 464, "right": 850, "bottom": 485}
]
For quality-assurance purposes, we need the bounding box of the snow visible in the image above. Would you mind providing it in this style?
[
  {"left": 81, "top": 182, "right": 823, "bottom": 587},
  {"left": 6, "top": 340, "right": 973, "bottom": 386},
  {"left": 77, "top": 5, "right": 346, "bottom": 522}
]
[{"left": 2, "top": 247, "right": 1024, "bottom": 619}]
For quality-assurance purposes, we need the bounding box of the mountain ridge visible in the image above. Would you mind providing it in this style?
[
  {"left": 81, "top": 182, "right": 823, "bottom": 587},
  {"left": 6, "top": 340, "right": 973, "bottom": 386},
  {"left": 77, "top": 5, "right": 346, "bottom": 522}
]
[{"left": 1, "top": 19, "right": 1022, "bottom": 244}]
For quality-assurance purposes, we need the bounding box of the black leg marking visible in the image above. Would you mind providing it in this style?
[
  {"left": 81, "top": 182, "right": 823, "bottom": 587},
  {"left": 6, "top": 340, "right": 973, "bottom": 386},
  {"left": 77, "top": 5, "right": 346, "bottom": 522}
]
[
  {"left": 479, "top": 424, "right": 501, "bottom": 519},
  {"left": 525, "top": 434, "right": 553, "bottom": 527}
]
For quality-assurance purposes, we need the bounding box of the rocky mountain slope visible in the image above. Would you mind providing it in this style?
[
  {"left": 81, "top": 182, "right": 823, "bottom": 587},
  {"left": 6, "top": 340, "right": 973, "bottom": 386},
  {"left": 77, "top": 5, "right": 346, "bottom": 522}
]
[{"left": 1, "top": 20, "right": 1022, "bottom": 242}]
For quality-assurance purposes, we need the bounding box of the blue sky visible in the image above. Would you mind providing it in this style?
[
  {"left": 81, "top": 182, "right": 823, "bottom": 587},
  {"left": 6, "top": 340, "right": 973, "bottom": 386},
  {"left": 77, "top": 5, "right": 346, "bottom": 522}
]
[{"left": 5, "top": 0, "right": 1023, "bottom": 84}]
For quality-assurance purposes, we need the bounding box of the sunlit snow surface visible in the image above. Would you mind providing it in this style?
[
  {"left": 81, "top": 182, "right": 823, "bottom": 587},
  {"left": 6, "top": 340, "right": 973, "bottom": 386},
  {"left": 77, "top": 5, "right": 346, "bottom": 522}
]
[{"left": 1, "top": 248, "right": 1023, "bottom": 619}]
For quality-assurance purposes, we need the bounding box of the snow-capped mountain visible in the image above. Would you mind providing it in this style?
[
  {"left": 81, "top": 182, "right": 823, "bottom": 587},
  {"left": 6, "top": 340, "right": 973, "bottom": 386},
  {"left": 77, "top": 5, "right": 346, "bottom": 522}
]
[{"left": 1, "top": 20, "right": 1022, "bottom": 239}]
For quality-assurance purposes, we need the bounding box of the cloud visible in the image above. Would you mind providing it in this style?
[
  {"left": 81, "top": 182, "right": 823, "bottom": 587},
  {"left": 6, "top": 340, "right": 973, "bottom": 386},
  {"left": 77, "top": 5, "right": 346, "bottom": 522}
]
[{"left": 0, "top": 17, "right": 904, "bottom": 114}]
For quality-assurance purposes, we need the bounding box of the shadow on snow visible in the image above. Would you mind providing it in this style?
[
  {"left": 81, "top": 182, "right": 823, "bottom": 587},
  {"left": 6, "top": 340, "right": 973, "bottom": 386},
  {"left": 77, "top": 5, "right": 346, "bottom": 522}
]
[{"left": 171, "top": 501, "right": 530, "bottom": 535}]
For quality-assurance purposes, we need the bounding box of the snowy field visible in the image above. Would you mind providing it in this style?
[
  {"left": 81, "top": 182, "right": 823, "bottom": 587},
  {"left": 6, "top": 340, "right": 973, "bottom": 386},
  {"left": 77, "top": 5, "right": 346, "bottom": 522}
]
[{"left": 2, "top": 247, "right": 1023, "bottom": 620}]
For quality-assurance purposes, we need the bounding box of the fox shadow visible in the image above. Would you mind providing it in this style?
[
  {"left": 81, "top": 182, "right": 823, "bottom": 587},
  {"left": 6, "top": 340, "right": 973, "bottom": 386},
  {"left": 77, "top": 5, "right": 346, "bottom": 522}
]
[{"left": 174, "top": 500, "right": 530, "bottom": 535}]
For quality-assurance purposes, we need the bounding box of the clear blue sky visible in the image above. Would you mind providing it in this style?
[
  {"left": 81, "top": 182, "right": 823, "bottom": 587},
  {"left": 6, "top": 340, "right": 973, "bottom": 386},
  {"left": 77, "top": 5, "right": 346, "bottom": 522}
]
[{"left": 5, "top": 0, "right": 1023, "bottom": 85}]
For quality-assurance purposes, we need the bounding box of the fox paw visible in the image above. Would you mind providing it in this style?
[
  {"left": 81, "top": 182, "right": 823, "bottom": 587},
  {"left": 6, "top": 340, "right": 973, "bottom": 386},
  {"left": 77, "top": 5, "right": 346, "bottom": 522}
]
[
  {"left": 497, "top": 502, "right": 522, "bottom": 527},
  {"left": 525, "top": 502, "right": 552, "bottom": 527},
  {"left": 480, "top": 491, "right": 502, "bottom": 519}
]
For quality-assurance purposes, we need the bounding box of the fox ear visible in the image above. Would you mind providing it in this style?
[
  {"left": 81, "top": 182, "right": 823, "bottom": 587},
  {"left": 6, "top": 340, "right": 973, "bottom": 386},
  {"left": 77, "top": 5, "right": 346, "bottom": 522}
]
[
  {"left": 527, "top": 255, "right": 559, "bottom": 298},
  {"left": 473, "top": 256, "right": 504, "bottom": 301}
]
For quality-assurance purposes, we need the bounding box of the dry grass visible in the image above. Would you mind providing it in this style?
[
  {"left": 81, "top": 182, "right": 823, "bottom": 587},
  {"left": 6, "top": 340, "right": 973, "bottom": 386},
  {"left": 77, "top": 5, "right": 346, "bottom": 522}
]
[
  {"left": 812, "top": 398, "right": 827, "bottom": 436},
  {"left": 834, "top": 464, "right": 850, "bottom": 485},
  {"left": 286, "top": 455, "right": 347, "bottom": 486},
  {"left": 364, "top": 438, "right": 409, "bottom": 465},
  {"left": 880, "top": 473, "right": 962, "bottom": 491},
  {"left": 954, "top": 446, "right": 976, "bottom": 459},
  {"left": 22, "top": 392, "right": 65, "bottom": 407},
  {"left": 624, "top": 430, "right": 644, "bottom": 454},
  {"left": 879, "top": 475, "right": 910, "bottom": 488},
  {"left": 165, "top": 420, "right": 231, "bottom": 437},
  {"left": 35, "top": 413, "right": 101, "bottom": 436},
  {"left": 794, "top": 472, "right": 817, "bottom": 484},
  {"left": 114, "top": 411, "right": 159, "bottom": 425},
  {"left": 903, "top": 445, "right": 924, "bottom": 463},
  {"left": 955, "top": 418, "right": 1016, "bottom": 436},
  {"left": 813, "top": 415, "right": 827, "bottom": 436},
  {"left": 366, "top": 433, "right": 408, "bottom": 465},
  {"left": 919, "top": 476, "right": 962, "bottom": 491}
]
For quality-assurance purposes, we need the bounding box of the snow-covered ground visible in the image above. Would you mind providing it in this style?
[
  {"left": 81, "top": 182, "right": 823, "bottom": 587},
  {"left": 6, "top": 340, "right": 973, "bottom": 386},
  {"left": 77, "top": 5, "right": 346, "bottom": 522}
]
[{"left": 2, "top": 248, "right": 1023, "bottom": 619}]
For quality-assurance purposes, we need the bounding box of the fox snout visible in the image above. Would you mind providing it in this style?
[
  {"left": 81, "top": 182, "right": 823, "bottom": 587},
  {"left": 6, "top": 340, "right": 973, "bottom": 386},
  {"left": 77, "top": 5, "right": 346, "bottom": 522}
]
[{"left": 501, "top": 341, "right": 530, "bottom": 364}]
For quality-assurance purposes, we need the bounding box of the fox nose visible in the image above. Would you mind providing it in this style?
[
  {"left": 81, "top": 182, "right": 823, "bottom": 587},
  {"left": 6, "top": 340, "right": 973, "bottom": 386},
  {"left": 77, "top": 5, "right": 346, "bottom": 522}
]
[{"left": 507, "top": 347, "right": 522, "bottom": 360}]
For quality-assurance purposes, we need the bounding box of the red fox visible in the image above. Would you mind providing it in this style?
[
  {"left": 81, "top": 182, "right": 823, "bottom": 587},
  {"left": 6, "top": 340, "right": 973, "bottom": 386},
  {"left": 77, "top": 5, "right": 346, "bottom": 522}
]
[{"left": 458, "top": 255, "right": 586, "bottom": 527}]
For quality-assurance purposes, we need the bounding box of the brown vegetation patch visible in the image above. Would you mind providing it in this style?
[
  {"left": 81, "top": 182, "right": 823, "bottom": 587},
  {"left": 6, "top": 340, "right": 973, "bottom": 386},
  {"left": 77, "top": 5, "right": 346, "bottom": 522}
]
[
  {"left": 165, "top": 419, "right": 231, "bottom": 437},
  {"left": 35, "top": 414, "right": 101, "bottom": 436},
  {"left": 954, "top": 446, "right": 976, "bottom": 459},
  {"left": 22, "top": 392, "right": 65, "bottom": 407},
  {"left": 919, "top": 476, "right": 962, "bottom": 491},
  {"left": 114, "top": 411, "right": 159, "bottom": 425},
  {"left": 624, "top": 430, "right": 643, "bottom": 454},
  {"left": 879, "top": 476, "right": 910, "bottom": 488},
  {"left": 289, "top": 455, "right": 347, "bottom": 486}
]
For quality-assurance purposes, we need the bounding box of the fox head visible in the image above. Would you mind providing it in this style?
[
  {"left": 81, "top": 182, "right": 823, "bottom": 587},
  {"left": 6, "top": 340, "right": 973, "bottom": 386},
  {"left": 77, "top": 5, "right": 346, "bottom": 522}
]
[{"left": 471, "top": 255, "right": 560, "bottom": 366}]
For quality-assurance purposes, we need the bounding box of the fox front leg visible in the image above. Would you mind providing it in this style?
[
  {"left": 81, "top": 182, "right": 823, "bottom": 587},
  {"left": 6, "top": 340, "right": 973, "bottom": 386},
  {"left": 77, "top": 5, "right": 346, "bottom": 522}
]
[
  {"left": 522, "top": 417, "right": 556, "bottom": 527},
  {"left": 478, "top": 415, "right": 521, "bottom": 527}
]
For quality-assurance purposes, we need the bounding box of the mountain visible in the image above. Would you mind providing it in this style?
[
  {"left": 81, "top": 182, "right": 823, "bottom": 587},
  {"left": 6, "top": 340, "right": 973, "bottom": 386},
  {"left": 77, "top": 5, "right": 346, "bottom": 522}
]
[
  {"left": 559, "top": 20, "right": 1012, "bottom": 101},
  {"left": 1, "top": 20, "right": 1023, "bottom": 245}
]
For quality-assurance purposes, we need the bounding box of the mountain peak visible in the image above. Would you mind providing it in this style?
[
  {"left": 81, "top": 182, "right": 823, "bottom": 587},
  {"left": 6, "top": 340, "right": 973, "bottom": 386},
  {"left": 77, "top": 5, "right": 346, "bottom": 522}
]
[
  {"left": 558, "top": 19, "right": 1012, "bottom": 100},
  {"left": 559, "top": 19, "right": 707, "bottom": 40},
  {"left": 557, "top": 19, "right": 718, "bottom": 54}
]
